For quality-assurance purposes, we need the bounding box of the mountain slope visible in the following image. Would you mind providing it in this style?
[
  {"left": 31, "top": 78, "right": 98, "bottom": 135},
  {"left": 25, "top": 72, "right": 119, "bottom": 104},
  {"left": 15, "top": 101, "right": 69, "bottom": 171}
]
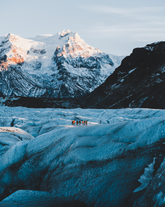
[
  {"left": 0, "top": 30, "right": 123, "bottom": 99},
  {"left": 83, "top": 41, "right": 165, "bottom": 109}
]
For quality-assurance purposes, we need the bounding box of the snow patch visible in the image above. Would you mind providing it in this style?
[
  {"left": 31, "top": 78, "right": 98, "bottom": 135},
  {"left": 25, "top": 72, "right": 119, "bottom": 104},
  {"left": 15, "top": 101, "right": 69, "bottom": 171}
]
[{"left": 133, "top": 158, "right": 155, "bottom": 193}]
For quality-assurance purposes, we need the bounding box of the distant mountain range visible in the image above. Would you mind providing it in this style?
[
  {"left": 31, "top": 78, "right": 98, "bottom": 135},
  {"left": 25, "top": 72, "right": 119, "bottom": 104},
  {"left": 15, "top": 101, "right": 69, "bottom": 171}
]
[
  {"left": 2, "top": 30, "right": 165, "bottom": 110},
  {"left": 83, "top": 41, "right": 165, "bottom": 109},
  {"left": 0, "top": 30, "right": 123, "bottom": 100}
]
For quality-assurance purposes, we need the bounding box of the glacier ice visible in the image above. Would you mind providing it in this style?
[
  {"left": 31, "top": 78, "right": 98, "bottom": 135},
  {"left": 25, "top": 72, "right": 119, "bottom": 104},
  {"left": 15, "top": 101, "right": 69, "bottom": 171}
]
[
  {"left": 133, "top": 158, "right": 155, "bottom": 193},
  {"left": 0, "top": 107, "right": 165, "bottom": 206}
]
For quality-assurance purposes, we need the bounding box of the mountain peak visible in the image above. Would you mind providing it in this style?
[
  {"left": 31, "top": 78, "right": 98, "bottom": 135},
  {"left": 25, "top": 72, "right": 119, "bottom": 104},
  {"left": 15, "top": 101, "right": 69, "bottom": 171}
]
[
  {"left": 5, "top": 33, "right": 20, "bottom": 41},
  {"left": 60, "top": 29, "right": 72, "bottom": 37},
  {"left": 0, "top": 31, "right": 123, "bottom": 98},
  {"left": 5, "top": 32, "right": 14, "bottom": 38}
]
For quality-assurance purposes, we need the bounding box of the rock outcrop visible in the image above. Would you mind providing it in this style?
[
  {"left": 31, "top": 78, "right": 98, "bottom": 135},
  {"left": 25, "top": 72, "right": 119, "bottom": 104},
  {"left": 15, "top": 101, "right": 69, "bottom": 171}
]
[{"left": 83, "top": 41, "right": 165, "bottom": 109}]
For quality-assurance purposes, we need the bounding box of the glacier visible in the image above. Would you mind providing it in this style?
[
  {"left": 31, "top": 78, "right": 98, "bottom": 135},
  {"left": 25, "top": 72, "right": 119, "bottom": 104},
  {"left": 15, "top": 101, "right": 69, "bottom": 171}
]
[{"left": 0, "top": 107, "right": 165, "bottom": 206}]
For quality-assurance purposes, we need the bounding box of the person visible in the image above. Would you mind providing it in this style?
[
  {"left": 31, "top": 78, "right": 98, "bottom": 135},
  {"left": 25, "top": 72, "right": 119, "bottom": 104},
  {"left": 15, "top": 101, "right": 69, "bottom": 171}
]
[
  {"left": 86, "top": 120, "right": 88, "bottom": 125},
  {"left": 72, "top": 120, "right": 75, "bottom": 125},
  {"left": 79, "top": 120, "right": 81, "bottom": 125},
  {"left": 76, "top": 121, "right": 79, "bottom": 125},
  {"left": 82, "top": 121, "right": 84, "bottom": 125}
]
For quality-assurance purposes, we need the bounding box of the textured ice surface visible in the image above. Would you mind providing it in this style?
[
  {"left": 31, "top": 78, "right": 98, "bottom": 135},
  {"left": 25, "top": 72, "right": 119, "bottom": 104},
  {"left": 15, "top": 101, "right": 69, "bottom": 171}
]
[
  {"left": 133, "top": 158, "right": 155, "bottom": 192},
  {"left": 0, "top": 126, "right": 33, "bottom": 156},
  {"left": 0, "top": 190, "right": 87, "bottom": 207},
  {"left": 0, "top": 107, "right": 165, "bottom": 206}
]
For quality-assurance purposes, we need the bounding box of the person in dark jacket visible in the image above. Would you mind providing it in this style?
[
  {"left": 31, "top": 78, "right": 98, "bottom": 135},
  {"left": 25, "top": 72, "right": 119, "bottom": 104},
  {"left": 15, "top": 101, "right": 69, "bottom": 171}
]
[{"left": 72, "top": 120, "right": 75, "bottom": 125}]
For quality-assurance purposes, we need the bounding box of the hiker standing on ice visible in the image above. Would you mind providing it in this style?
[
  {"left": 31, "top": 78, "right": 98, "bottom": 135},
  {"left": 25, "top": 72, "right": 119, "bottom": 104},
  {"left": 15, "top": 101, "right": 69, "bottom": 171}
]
[{"left": 72, "top": 120, "right": 75, "bottom": 125}]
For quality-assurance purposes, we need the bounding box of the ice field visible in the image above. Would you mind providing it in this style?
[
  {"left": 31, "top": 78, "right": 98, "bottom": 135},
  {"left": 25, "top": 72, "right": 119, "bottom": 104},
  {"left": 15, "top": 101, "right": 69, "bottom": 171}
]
[{"left": 0, "top": 106, "right": 165, "bottom": 206}]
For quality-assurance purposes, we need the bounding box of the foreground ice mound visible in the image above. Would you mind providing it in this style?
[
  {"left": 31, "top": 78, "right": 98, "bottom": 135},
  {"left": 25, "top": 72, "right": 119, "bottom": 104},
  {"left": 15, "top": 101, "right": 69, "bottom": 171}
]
[
  {"left": 0, "top": 190, "right": 87, "bottom": 207},
  {"left": 0, "top": 126, "right": 33, "bottom": 156},
  {"left": 0, "top": 107, "right": 165, "bottom": 206}
]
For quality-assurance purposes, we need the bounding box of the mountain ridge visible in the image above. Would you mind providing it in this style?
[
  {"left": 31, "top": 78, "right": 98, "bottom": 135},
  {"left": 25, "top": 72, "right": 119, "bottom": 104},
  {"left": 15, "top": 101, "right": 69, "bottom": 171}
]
[
  {"left": 0, "top": 30, "right": 123, "bottom": 100},
  {"left": 82, "top": 41, "right": 165, "bottom": 109}
]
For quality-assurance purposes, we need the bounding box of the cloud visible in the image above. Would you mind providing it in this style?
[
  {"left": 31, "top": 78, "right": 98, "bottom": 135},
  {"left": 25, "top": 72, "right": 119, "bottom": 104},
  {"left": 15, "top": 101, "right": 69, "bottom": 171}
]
[
  {"left": 85, "top": 22, "right": 165, "bottom": 42},
  {"left": 82, "top": 5, "right": 165, "bottom": 15},
  {"left": 81, "top": 4, "right": 165, "bottom": 43}
]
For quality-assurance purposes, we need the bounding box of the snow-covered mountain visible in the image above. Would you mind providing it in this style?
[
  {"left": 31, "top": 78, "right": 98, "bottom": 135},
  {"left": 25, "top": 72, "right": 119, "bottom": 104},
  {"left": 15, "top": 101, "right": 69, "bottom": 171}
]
[
  {"left": 0, "top": 30, "right": 123, "bottom": 98},
  {"left": 0, "top": 107, "right": 165, "bottom": 206},
  {"left": 82, "top": 41, "right": 165, "bottom": 109}
]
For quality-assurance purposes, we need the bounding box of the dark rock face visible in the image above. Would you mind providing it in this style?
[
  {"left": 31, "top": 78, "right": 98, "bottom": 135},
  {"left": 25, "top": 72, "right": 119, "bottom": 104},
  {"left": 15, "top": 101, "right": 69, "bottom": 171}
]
[
  {"left": 0, "top": 55, "right": 7, "bottom": 62},
  {"left": 83, "top": 41, "right": 165, "bottom": 109},
  {"left": 3, "top": 97, "right": 81, "bottom": 108}
]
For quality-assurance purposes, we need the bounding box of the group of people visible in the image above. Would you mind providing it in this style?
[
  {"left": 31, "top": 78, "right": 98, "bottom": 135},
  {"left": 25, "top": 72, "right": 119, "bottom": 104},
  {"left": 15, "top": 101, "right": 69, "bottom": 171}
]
[{"left": 72, "top": 120, "right": 88, "bottom": 126}]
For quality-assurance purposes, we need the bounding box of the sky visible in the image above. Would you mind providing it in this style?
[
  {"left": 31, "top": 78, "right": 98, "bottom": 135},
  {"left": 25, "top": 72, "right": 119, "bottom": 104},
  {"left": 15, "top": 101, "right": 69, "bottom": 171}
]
[{"left": 0, "top": 0, "right": 165, "bottom": 56}]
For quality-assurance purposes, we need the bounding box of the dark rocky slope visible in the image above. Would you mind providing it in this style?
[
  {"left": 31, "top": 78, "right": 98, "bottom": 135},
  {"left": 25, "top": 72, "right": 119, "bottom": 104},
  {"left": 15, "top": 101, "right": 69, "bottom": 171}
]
[
  {"left": 3, "top": 97, "right": 81, "bottom": 108},
  {"left": 82, "top": 41, "right": 165, "bottom": 109}
]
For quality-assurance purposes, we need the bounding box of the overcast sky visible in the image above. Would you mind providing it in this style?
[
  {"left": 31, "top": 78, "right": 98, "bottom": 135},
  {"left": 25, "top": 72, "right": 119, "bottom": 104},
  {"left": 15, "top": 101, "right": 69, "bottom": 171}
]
[{"left": 0, "top": 0, "right": 165, "bottom": 55}]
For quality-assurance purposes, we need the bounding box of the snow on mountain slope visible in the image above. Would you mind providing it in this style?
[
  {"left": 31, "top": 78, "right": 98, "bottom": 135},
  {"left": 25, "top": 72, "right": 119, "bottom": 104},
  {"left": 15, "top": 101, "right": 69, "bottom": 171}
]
[
  {"left": 0, "top": 107, "right": 165, "bottom": 206},
  {"left": 0, "top": 30, "right": 123, "bottom": 98}
]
